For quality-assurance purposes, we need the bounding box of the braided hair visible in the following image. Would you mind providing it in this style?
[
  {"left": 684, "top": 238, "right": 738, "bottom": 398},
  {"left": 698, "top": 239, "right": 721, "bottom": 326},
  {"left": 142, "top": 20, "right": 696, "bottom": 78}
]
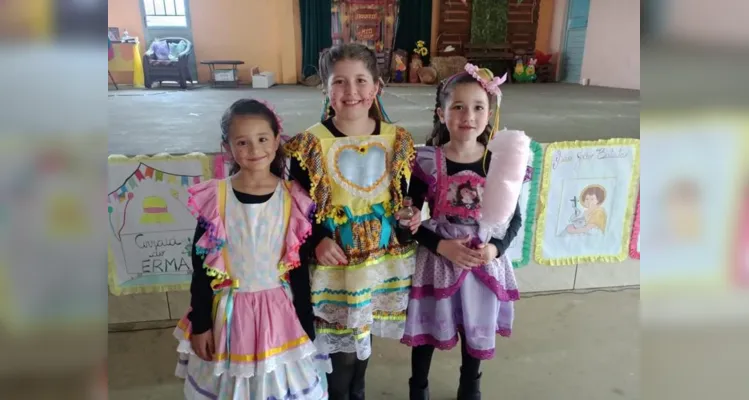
[{"left": 425, "top": 72, "right": 494, "bottom": 147}]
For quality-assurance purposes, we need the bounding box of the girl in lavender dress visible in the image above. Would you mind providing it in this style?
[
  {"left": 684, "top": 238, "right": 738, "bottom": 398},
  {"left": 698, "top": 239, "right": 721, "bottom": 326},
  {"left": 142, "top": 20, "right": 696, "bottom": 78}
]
[{"left": 401, "top": 65, "right": 525, "bottom": 400}]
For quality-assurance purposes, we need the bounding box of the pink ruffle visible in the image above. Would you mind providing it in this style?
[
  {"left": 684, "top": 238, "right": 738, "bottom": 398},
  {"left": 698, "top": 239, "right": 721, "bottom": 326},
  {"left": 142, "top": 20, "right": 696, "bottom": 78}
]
[
  {"left": 187, "top": 180, "right": 229, "bottom": 280},
  {"left": 400, "top": 326, "right": 511, "bottom": 360},
  {"left": 410, "top": 269, "right": 520, "bottom": 302},
  {"left": 280, "top": 181, "right": 315, "bottom": 271}
]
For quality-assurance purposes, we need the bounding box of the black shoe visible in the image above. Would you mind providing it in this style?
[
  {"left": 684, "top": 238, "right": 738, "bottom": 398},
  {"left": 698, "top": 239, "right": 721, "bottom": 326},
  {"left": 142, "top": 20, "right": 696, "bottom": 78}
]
[
  {"left": 409, "top": 378, "right": 430, "bottom": 400},
  {"left": 456, "top": 369, "right": 481, "bottom": 400}
]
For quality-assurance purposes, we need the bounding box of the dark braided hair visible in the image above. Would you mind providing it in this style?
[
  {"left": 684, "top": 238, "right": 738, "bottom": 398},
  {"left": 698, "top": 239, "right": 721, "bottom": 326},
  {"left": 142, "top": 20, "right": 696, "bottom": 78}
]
[
  {"left": 220, "top": 99, "right": 285, "bottom": 178},
  {"left": 425, "top": 72, "right": 495, "bottom": 147}
]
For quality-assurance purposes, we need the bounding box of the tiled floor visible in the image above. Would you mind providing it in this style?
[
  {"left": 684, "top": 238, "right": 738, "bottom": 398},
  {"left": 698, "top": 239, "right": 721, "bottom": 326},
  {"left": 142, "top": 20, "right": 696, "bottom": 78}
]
[{"left": 109, "top": 289, "right": 639, "bottom": 400}]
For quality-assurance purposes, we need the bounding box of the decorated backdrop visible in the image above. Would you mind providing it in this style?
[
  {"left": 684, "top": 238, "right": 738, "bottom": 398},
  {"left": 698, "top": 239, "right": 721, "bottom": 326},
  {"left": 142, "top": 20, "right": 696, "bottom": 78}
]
[{"left": 107, "top": 153, "right": 211, "bottom": 295}]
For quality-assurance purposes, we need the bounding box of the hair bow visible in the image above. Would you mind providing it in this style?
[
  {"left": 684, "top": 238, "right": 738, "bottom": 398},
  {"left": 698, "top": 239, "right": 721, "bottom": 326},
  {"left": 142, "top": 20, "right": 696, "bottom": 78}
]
[{"left": 464, "top": 63, "right": 507, "bottom": 98}]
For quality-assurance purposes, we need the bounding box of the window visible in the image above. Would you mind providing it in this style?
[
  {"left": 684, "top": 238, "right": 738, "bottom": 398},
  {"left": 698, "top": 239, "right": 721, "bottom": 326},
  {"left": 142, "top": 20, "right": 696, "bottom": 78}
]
[{"left": 143, "top": 0, "right": 187, "bottom": 27}]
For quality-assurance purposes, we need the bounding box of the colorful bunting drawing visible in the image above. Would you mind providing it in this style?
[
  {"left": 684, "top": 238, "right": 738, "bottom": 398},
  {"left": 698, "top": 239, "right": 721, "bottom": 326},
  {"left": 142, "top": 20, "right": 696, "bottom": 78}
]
[
  {"left": 107, "top": 162, "right": 201, "bottom": 241},
  {"left": 107, "top": 153, "right": 210, "bottom": 296}
]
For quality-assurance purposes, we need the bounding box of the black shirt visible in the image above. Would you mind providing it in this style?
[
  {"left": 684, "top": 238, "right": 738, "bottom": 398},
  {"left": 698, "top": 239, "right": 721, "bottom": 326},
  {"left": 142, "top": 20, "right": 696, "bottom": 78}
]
[{"left": 408, "top": 150, "right": 523, "bottom": 256}]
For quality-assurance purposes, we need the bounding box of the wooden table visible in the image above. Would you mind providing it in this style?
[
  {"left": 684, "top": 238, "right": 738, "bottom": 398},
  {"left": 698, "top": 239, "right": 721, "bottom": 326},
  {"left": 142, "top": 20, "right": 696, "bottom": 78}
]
[{"left": 200, "top": 60, "right": 244, "bottom": 87}]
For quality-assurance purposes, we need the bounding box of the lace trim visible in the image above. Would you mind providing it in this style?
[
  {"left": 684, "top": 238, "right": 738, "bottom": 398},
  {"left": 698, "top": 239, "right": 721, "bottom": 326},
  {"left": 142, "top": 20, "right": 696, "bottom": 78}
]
[
  {"left": 314, "top": 331, "right": 372, "bottom": 360},
  {"left": 179, "top": 353, "right": 329, "bottom": 400},
  {"left": 313, "top": 317, "right": 405, "bottom": 361},
  {"left": 311, "top": 254, "right": 415, "bottom": 293},
  {"left": 176, "top": 338, "right": 319, "bottom": 378},
  {"left": 313, "top": 290, "right": 410, "bottom": 328}
]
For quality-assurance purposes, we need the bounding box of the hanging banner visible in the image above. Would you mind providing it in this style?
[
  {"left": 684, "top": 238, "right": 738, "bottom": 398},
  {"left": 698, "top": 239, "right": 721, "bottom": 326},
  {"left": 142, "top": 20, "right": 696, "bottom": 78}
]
[
  {"left": 107, "top": 153, "right": 211, "bottom": 295},
  {"left": 534, "top": 139, "right": 640, "bottom": 265}
]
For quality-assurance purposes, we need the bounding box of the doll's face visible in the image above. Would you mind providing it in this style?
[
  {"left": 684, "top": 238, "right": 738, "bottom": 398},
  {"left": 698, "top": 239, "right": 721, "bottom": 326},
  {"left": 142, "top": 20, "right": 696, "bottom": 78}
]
[
  {"left": 583, "top": 194, "right": 600, "bottom": 208},
  {"left": 460, "top": 187, "right": 476, "bottom": 202}
]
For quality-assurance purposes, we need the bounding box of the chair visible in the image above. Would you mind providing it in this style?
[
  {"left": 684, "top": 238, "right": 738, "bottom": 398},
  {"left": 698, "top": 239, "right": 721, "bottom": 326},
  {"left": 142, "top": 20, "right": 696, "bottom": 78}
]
[{"left": 142, "top": 37, "right": 193, "bottom": 89}]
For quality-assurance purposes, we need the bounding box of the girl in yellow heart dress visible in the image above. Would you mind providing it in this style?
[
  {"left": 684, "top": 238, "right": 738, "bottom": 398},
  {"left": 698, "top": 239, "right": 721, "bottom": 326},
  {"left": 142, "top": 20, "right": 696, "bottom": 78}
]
[{"left": 284, "top": 43, "right": 421, "bottom": 400}]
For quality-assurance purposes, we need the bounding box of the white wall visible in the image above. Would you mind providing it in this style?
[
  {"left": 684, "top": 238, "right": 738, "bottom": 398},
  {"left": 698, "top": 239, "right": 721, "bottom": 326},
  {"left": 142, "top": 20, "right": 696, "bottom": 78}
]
[{"left": 580, "top": 0, "right": 640, "bottom": 89}]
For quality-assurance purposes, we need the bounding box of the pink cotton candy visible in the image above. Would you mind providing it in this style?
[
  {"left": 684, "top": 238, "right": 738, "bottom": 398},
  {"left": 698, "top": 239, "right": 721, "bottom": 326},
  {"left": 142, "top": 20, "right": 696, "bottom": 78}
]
[{"left": 481, "top": 129, "right": 531, "bottom": 229}]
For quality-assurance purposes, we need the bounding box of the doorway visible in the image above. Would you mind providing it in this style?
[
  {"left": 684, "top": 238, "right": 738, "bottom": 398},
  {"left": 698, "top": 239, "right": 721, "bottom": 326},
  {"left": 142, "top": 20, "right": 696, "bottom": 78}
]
[
  {"left": 139, "top": 0, "right": 198, "bottom": 83},
  {"left": 561, "top": 0, "right": 590, "bottom": 84}
]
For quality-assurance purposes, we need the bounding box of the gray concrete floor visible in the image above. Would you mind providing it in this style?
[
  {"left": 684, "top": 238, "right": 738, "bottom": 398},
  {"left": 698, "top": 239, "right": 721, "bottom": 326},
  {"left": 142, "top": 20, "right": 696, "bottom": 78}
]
[
  {"left": 108, "top": 83, "right": 640, "bottom": 399},
  {"left": 108, "top": 289, "right": 639, "bottom": 400},
  {"left": 108, "top": 83, "right": 639, "bottom": 155}
]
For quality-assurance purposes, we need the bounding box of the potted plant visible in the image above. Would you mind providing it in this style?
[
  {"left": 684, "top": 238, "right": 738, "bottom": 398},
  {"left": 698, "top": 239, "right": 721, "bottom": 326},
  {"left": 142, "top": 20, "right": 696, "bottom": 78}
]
[{"left": 409, "top": 40, "right": 428, "bottom": 83}]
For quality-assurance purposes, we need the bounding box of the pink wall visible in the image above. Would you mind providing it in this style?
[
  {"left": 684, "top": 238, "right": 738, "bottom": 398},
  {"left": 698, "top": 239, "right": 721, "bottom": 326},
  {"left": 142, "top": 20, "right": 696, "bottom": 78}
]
[{"left": 580, "top": 0, "right": 640, "bottom": 89}]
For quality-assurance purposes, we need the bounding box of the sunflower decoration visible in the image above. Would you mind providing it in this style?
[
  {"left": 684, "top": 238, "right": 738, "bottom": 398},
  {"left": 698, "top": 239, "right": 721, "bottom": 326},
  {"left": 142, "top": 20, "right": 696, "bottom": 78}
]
[
  {"left": 413, "top": 40, "right": 428, "bottom": 57},
  {"left": 331, "top": 206, "right": 349, "bottom": 225}
]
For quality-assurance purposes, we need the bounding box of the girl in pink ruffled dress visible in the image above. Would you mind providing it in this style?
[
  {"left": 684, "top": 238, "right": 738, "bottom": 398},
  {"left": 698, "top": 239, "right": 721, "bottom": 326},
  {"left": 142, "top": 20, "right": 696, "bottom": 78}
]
[
  {"left": 402, "top": 65, "right": 530, "bottom": 400},
  {"left": 173, "top": 99, "right": 330, "bottom": 399}
]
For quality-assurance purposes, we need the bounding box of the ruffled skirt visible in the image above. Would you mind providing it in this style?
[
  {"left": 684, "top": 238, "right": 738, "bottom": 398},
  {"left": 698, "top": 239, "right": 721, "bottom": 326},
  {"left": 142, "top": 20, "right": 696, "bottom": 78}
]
[
  {"left": 400, "top": 221, "right": 519, "bottom": 360},
  {"left": 174, "top": 286, "right": 330, "bottom": 399},
  {"left": 311, "top": 254, "right": 416, "bottom": 360}
]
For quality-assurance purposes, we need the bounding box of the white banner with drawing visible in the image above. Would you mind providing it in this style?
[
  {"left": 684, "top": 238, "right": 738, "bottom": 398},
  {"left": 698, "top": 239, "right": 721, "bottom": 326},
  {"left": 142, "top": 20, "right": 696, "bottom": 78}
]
[{"left": 107, "top": 153, "right": 210, "bottom": 295}]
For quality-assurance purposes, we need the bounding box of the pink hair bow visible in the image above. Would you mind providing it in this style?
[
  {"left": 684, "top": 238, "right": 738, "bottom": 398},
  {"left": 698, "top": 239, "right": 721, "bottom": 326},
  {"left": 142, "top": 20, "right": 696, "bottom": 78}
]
[{"left": 464, "top": 63, "right": 506, "bottom": 98}]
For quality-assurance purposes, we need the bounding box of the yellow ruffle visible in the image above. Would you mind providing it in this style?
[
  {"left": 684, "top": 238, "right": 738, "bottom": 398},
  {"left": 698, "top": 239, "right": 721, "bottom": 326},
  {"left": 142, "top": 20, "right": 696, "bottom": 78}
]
[
  {"left": 283, "top": 132, "right": 333, "bottom": 224},
  {"left": 389, "top": 127, "right": 416, "bottom": 211}
]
